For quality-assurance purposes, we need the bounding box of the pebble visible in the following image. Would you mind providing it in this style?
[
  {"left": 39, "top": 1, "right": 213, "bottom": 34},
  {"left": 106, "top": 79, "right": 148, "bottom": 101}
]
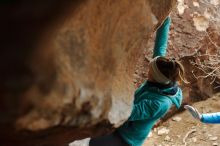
[
  {"left": 193, "top": 1, "right": 200, "bottom": 7},
  {"left": 164, "top": 135, "right": 171, "bottom": 141},
  {"left": 209, "top": 136, "right": 218, "bottom": 141},
  {"left": 172, "top": 116, "right": 182, "bottom": 122},
  {"left": 157, "top": 127, "right": 170, "bottom": 136},
  {"left": 192, "top": 137, "right": 197, "bottom": 143}
]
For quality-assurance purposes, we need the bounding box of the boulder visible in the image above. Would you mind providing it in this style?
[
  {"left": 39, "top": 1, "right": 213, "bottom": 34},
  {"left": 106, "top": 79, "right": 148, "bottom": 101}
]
[{"left": 0, "top": 0, "right": 176, "bottom": 131}]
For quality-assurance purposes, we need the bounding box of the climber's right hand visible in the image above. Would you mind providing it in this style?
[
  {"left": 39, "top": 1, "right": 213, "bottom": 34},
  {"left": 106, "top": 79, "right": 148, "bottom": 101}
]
[{"left": 184, "top": 105, "right": 202, "bottom": 121}]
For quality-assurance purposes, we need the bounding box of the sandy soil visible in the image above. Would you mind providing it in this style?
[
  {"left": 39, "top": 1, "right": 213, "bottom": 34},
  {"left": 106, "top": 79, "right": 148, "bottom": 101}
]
[{"left": 143, "top": 94, "right": 220, "bottom": 146}]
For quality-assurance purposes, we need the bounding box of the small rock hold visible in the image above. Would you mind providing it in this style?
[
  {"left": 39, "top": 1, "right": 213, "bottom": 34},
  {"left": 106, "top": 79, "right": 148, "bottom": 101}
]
[
  {"left": 213, "top": 142, "right": 218, "bottom": 146},
  {"left": 133, "top": 73, "right": 141, "bottom": 79}
]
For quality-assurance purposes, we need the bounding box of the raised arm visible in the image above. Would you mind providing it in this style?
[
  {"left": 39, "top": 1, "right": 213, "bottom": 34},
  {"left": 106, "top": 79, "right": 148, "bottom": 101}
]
[
  {"left": 153, "top": 17, "right": 171, "bottom": 58},
  {"left": 201, "top": 112, "right": 220, "bottom": 124}
]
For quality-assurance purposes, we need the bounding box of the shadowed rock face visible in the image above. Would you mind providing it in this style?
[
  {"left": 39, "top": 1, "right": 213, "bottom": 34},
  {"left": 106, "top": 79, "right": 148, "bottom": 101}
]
[{"left": 0, "top": 0, "right": 176, "bottom": 131}]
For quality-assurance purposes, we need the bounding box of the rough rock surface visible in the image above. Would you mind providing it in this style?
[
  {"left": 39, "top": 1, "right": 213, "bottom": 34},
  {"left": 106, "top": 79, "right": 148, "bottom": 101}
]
[
  {"left": 1, "top": 0, "right": 220, "bottom": 146},
  {"left": 0, "top": 0, "right": 176, "bottom": 131},
  {"left": 136, "top": 0, "right": 220, "bottom": 121},
  {"left": 136, "top": 0, "right": 220, "bottom": 100}
]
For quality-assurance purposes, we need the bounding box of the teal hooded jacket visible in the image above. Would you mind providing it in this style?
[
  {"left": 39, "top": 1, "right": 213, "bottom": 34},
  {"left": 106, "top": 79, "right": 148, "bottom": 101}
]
[{"left": 117, "top": 17, "right": 183, "bottom": 146}]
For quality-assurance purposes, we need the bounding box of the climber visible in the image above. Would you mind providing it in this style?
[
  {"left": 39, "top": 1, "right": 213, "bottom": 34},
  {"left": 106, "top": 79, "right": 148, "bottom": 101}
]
[
  {"left": 184, "top": 105, "right": 220, "bottom": 124},
  {"left": 69, "top": 16, "right": 188, "bottom": 146}
]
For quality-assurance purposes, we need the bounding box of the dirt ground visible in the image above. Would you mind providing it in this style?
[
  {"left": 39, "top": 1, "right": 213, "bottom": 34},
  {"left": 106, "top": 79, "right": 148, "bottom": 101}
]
[{"left": 143, "top": 94, "right": 220, "bottom": 146}]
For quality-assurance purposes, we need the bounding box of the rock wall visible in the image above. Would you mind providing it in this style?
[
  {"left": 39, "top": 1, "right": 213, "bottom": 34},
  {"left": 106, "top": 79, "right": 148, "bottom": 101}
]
[
  {"left": 136, "top": 0, "right": 220, "bottom": 121},
  {"left": 2, "top": 0, "right": 219, "bottom": 135},
  {"left": 166, "top": 0, "right": 220, "bottom": 103},
  {"left": 0, "top": 0, "right": 176, "bottom": 131}
]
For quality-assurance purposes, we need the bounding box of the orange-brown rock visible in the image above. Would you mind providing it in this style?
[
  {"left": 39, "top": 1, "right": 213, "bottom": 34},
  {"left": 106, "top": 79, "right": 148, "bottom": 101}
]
[{"left": 0, "top": 0, "right": 176, "bottom": 132}]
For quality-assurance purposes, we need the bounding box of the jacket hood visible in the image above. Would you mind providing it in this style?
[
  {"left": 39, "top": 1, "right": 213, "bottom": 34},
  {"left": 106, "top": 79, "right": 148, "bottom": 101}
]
[
  {"left": 164, "top": 87, "right": 182, "bottom": 109},
  {"left": 145, "top": 81, "right": 182, "bottom": 109}
]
